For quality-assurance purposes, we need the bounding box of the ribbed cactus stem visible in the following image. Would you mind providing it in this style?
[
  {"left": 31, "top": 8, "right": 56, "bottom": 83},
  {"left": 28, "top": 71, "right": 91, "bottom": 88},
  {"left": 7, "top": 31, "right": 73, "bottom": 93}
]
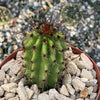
[{"left": 23, "top": 22, "right": 68, "bottom": 90}]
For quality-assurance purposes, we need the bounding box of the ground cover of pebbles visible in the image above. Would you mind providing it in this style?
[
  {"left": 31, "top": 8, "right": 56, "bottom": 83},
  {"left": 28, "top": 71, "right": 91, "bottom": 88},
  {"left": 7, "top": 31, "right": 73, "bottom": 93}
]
[
  {"left": 0, "top": 0, "right": 100, "bottom": 69},
  {"left": 0, "top": 47, "right": 98, "bottom": 100}
]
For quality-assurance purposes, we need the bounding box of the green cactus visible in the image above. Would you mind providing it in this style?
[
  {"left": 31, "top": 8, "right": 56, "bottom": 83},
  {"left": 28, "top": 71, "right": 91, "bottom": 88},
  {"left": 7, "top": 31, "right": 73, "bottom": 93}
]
[
  {"left": 61, "top": 4, "right": 83, "bottom": 26},
  {"left": 0, "top": 6, "right": 12, "bottom": 26},
  {"left": 23, "top": 22, "right": 68, "bottom": 90}
]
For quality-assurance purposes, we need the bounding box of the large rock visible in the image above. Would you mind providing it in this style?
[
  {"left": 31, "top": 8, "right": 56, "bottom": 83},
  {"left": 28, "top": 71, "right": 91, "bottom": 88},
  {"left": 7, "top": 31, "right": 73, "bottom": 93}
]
[
  {"left": 38, "top": 93, "right": 49, "bottom": 100},
  {"left": 0, "top": 70, "right": 5, "bottom": 81},
  {"left": 81, "top": 69, "right": 93, "bottom": 80},
  {"left": 67, "top": 62, "right": 77, "bottom": 75},
  {"left": 1, "top": 83, "right": 17, "bottom": 92},
  {"left": 72, "top": 77, "right": 85, "bottom": 91},
  {"left": 60, "top": 85, "right": 69, "bottom": 96}
]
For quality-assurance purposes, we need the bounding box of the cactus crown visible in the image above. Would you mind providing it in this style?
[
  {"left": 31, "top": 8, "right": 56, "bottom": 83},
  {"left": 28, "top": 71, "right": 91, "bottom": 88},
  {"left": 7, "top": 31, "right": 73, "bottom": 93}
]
[
  {"left": 23, "top": 21, "right": 67, "bottom": 91},
  {"left": 0, "top": 6, "right": 11, "bottom": 26},
  {"left": 61, "top": 4, "right": 83, "bottom": 26}
]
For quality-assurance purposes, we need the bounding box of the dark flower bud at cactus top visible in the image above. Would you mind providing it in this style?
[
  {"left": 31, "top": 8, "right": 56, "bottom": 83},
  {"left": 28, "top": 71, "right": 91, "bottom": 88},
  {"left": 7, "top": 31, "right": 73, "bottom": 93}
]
[{"left": 23, "top": 21, "right": 68, "bottom": 91}]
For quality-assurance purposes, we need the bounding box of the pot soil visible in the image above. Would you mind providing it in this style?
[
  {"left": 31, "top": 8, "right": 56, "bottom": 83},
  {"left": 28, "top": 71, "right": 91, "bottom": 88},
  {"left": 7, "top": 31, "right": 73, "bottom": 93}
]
[{"left": 0, "top": 45, "right": 100, "bottom": 100}]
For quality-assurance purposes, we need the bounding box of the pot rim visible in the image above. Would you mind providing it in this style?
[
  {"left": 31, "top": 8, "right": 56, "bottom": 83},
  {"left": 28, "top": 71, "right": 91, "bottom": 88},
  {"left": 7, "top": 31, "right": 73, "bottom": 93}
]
[{"left": 0, "top": 45, "right": 100, "bottom": 100}]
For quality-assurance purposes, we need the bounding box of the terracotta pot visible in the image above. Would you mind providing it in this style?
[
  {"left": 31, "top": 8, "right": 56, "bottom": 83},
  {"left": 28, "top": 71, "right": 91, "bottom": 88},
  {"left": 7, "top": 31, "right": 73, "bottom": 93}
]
[{"left": 0, "top": 45, "right": 100, "bottom": 100}]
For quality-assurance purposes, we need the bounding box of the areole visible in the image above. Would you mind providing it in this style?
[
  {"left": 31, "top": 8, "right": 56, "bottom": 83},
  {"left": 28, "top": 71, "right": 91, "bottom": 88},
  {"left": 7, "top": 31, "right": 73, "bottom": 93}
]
[{"left": 0, "top": 45, "right": 100, "bottom": 100}]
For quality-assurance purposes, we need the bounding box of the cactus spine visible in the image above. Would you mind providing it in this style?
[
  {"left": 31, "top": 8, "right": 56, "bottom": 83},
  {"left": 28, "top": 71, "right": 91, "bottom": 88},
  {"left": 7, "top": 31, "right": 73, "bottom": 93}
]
[{"left": 23, "top": 23, "right": 67, "bottom": 90}]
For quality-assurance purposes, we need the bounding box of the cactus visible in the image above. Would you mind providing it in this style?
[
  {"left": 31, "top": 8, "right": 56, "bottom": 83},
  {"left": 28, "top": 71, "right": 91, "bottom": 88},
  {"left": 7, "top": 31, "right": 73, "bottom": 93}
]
[
  {"left": 61, "top": 4, "right": 83, "bottom": 26},
  {"left": 23, "top": 22, "right": 68, "bottom": 90},
  {"left": 0, "top": 6, "right": 12, "bottom": 26}
]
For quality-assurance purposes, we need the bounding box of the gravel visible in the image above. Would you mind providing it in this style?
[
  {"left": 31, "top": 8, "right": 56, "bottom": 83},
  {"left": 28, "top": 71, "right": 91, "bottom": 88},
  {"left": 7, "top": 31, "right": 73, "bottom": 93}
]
[
  {"left": 0, "top": 0, "right": 100, "bottom": 71},
  {"left": 0, "top": 47, "right": 98, "bottom": 100}
]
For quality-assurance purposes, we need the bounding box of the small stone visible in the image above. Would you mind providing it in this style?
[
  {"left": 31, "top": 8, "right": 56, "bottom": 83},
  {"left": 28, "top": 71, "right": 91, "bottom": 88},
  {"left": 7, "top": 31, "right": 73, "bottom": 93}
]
[
  {"left": 93, "top": 84, "right": 98, "bottom": 92},
  {"left": 85, "top": 98, "right": 89, "bottom": 100},
  {"left": 10, "top": 60, "right": 23, "bottom": 74},
  {"left": 31, "top": 84, "right": 39, "bottom": 94},
  {"left": 80, "top": 78, "right": 88, "bottom": 82},
  {"left": 0, "top": 70, "right": 5, "bottom": 81},
  {"left": 90, "top": 93, "right": 97, "bottom": 99},
  {"left": 10, "top": 88, "right": 17, "bottom": 93},
  {"left": 60, "top": 85, "right": 69, "bottom": 96},
  {"left": 65, "top": 48, "right": 73, "bottom": 58},
  {"left": 75, "top": 60, "right": 87, "bottom": 69},
  {"left": 76, "top": 68, "right": 81, "bottom": 76},
  {"left": 86, "top": 79, "right": 97, "bottom": 86},
  {"left": 1, "top": 59, "right": 15, "bottom": 72},
  {"left": 70, "top": 94, "right": 76, "bottom": 100},
  {"left": 38, "top": 93, "right": 49, "bottom": 100},
  {"left": 8, "top": 96, "right": 19, "bottom": 100},
  {"left": 8, "top": 70, "right": 15, "bottom": 77},
  {"left": 55, "top": 93, "right": 73, "bottom": 100},
  {"left": 10, "top": 76, "right": 18, "bottom": 83},
  {"left": 17, "top": 85, "right": 29, "bottom": 100},
  {"left": 72, "top": 77, "right": 85, "bottom": 91},
  {"left": 80, "top": 53, "right": 93, "bottom": 69},
  {"left": 80, "top": 89, "right": 88, "bottom": 98},
  {"left": 49, "top": 89, "right": 59, "bottom": 100},
  {"left": 76, "top": 98, "right": 83, "bottom": 100},
  {"left": 6, "top": 74, "right": 10, "bottom": 82},
  {"left": 5, "top": 93, "right": 15, "bottom": 99},
  {"left": 87, "top": 86, "right": 93, "bottom": 95},
  {"left": 17, "top": 68, "right": 25, "bottom": 79},
  {"left": 81, "top": 69, "right": 93, "bottom": 80},
  {"left": 0, "top": 87, "right": 4, "bottom": 97},
  {"left": 18, "top": 78, "right": 27, "bottom": 86},
  {"left": 63, "top": 73, "right": 71, "bottom": 85},
  {"left": 91, "top": 69, "right": 96, "bottom": 78},
  {"left": 16, "top": 51, "right": 24, "bottom": 60},
  {"left": 0, "top": 97, "right": 5, "bottom": 100},
  {"left": 71, "top": 54, "right": 79, "bottom": 60},
  {"left": 1, "top": 83, "right": 17, "bottom": 92},
  {"left": 32, "top": 94, "right": 38, "bottom": 99},
  {"left": 66, "top": 84, "right": 75, "bottom": 95},
  {"left": 4, "top": 78, "right": 8, "bottom": 84},
  {"left": 67, "top": 62, "right": 77, "bottom": 75},
  {"left": 25, "top": 86, "right": 34, "bottom": 99}
]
